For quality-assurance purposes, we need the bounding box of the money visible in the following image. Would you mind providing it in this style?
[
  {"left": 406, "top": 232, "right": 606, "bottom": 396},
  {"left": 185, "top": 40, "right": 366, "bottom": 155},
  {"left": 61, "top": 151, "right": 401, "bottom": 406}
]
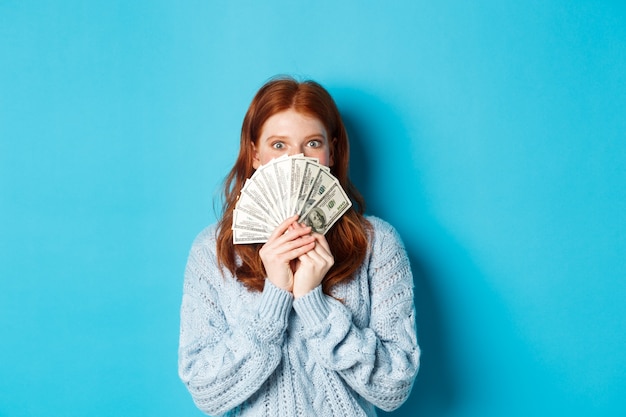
[
  {"left": 300, "top": 182, "right": 351, "bottom": 235},
  {"left": 233, "top": 228, "right": 271, "bottom": 244},
  {"left": 272, "top": 156, "right": 292, "bottom": 219},
  {"left": 232, "top": 155, "right": 352, "bottom": 244}
]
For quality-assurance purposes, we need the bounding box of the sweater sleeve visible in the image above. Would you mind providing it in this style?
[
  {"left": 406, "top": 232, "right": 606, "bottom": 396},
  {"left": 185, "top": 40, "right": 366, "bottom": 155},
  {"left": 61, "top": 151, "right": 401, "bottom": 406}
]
[
  {"left": 292, "top": 219, "right": 420, "bottom": 412},
  {"left": 178, "top": 231, "right": 293, "bottom": 416}
]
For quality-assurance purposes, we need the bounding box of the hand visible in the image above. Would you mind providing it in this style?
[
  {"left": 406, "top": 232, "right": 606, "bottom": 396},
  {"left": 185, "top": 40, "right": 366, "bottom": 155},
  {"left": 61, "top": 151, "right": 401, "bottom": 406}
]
[
  {"left": 259, "top": 215, "right": 315, "bottom": 293},
  {"left": 292, "top": 231, "right": 334, "bottom": 299}
]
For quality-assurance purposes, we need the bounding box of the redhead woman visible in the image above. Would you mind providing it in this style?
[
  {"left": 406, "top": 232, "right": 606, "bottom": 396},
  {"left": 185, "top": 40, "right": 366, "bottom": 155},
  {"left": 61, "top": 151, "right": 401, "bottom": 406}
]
[{"left": 178, "top": 76, "right": 420, "bottom": 416}]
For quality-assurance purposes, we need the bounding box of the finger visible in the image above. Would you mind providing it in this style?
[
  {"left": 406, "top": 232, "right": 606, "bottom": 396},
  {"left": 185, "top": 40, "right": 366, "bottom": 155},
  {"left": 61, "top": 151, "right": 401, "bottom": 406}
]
[
  {"left": 286, "top": 221, "right": 309, "bottom": 237},
  {"left": 265, "top": 224, "right": 312, "bottom": 253},
  {"left": 260, "top": 224, "right": 312, "bottom": 260},
  {"left": 280, "top": 240, "right": 316, "bottom": 261},
  {"left": 278, "top": 225, "right": 312, "bottom": 245},
  {"left": 301, "top": 239, "right": 334, "bottom": 267},
  {"left": 288, "top": 218, "right": 307, "bottom": 230},
  {"left": 280, "top": 233, "right": 316, "bottom": 253},
  {"left": 263, "top": 234, "right": 315, "bottom": 260},
  {"left": 268, "top": 215, "right": 300, "bottom": 240},
  {"left": 291, "top": 220, "right": 307, "bottom": 230},
  {"left": 268, "top": 227, "right": 316, "bottom": 251},
  {"left": 299, "top": 249, "right": 321, "bottom": 265},
  {"left": 311, "top": 233, "right": 331, "bottom": 255}
]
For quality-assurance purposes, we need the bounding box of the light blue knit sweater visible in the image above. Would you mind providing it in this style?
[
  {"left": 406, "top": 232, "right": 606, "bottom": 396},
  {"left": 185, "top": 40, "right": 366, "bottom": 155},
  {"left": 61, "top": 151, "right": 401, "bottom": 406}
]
[{"left": 178, "top": 216, "right": 420, "bottom": 416}]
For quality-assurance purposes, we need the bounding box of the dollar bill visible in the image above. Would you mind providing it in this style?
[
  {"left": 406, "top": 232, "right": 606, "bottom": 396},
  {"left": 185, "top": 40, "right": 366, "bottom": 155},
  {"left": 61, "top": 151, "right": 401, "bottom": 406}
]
[
  {"left": 272, "top": 156, "right": 292, "bottom": 219},
  {"left": 233, "top": 155, "right": 351, "bottom": 244},
  {"left": 240, "top": 177, "right": 281, "bottom": 225},
  {"left": 233, "top": 228, "right": 271, "bottom": 244},
  {"left": 235, "top": 190, "right": 278, "bottom": 227},
  {"left": 294, "top": 159, "right": 322, "bottom": 216},
  {"left": 232, "top": 208, "right": 274, "bottom": 234},
  {"left": 296, "top": 167, "right": 336, "bottom": 217},
  {"left": 257, "top": 161, "right": 284, "bottom": 222},
  {"left": 288, "top": 156, "right": 306, "bottom": 217},
  {"left": 300, "top": 182, "right": 352, "bottom": 234}
]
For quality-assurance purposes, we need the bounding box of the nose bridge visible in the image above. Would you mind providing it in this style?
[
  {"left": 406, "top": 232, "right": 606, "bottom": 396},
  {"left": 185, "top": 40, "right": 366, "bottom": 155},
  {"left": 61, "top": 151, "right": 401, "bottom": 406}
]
[{"left": 290, "top": 143, "right": 305, "bottom": 156}]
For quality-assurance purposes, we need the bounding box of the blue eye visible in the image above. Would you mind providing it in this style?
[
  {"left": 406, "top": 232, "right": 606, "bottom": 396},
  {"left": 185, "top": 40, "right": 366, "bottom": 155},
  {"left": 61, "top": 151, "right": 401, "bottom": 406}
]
[
  {"left": 272, "top": 142, "right": 285, "bottom": 149},
  {"left": 308, "top": 140, "right": 321, "bottom": 148}
]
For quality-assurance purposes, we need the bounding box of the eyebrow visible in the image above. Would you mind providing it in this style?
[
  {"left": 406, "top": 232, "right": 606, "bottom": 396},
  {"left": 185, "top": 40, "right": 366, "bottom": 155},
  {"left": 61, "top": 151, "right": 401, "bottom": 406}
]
[{"left": 264, "top": 134, "right": 326, "bottom": 141}]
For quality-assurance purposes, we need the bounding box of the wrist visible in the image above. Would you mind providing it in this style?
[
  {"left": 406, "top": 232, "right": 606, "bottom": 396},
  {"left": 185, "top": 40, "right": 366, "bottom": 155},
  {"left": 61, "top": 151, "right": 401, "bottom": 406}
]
[
  {"left": 265, "top": 268, "right": 294, "bottom": 293},
  {"left": 293, "top": 283, "right": 318, "bottom": 299}
]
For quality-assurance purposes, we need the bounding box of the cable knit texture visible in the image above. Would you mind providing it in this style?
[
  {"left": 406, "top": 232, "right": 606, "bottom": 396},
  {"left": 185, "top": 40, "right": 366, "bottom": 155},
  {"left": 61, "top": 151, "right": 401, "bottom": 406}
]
[{"left": 179, "top": 216, "right": 420, "bottom": 416}]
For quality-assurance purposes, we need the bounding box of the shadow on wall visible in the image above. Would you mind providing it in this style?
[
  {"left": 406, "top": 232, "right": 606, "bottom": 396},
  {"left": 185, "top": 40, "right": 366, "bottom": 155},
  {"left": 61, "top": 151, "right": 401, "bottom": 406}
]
[{"left": 334, "top": 87, "right": 458, "bottom": 416}]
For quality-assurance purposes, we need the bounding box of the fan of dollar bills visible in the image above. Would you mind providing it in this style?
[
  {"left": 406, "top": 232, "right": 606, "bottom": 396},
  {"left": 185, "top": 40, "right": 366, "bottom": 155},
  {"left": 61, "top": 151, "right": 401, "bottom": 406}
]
[{"left": 232, "top": 154, "right": 352, "bottom": 244}]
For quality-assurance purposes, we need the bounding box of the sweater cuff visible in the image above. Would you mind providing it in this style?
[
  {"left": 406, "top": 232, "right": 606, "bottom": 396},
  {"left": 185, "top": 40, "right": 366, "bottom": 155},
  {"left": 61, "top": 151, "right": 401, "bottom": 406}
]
[
  {"left": 258, "top": 279, "right": 293, "bottom": 326},
  {"left": 293, "top": 285, "right": 331, "bottom": 328}
]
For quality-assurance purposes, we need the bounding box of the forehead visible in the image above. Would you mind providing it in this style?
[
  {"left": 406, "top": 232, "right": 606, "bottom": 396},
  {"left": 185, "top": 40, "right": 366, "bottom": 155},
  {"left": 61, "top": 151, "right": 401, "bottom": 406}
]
[{"left": 260, "top": 109, "right": 327, "bottom": 136}]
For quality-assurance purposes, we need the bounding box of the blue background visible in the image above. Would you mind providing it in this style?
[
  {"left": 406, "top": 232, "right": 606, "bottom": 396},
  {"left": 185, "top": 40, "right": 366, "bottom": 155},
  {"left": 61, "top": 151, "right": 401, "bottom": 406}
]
[{"left": 1, "top": 1, "right": 625, "bottom": 416}]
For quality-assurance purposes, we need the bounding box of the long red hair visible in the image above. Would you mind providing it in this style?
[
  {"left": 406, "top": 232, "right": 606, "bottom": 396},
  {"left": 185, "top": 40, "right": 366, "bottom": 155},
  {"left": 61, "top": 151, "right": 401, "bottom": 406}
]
[{"left": 216, "top": 76, "right": 370, "bottom": 295}]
